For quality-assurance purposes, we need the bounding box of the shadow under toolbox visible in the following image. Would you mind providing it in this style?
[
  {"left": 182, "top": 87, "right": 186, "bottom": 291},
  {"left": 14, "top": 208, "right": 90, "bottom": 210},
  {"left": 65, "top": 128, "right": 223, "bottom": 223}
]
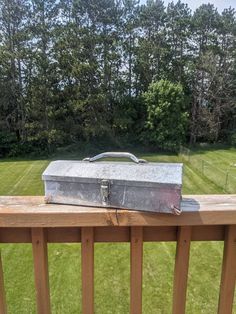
[{"left": 42, "top": 152, "right": 183, "bottom": 214}]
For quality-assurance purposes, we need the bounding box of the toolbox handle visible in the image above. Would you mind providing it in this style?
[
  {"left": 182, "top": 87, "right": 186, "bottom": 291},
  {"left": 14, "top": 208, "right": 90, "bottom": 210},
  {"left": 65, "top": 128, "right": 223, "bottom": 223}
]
[{"left": 83, "top": 152, "right": 147, "bottom": 164}]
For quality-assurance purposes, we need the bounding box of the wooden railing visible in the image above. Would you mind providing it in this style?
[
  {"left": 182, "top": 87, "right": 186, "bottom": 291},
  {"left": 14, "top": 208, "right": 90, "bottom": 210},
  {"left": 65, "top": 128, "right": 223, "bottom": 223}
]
[{"left": 0, "top": 195, "right": 235, "bottom": 313}]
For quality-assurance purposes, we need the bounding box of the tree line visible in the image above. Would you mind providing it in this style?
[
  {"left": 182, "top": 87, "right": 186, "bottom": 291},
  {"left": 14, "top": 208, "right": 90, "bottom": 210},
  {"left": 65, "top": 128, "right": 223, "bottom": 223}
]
[{"left": 0, "top": 0, "right": 236, "bottom": 156}]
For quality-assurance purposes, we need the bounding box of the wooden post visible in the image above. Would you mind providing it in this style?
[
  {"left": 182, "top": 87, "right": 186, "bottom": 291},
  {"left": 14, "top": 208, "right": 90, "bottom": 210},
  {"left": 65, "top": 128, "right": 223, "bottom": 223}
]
[
  {"left": 218, "top": 225, "right": 236, "bottom": 314},
  {"left": 32, "top": 228, "right": 51, "bottom": 314},
  {"left": 0, "top": 252, "right": 7, "bottom": 313},
  {"left": 81, "top": 227, "right": 94, "bottom": 314},
  {"left": 172, "top": 226, "right": 191, "bottom": 314},
  {"left": 130, "top": 227, "right": 143, "bottom": 314}
]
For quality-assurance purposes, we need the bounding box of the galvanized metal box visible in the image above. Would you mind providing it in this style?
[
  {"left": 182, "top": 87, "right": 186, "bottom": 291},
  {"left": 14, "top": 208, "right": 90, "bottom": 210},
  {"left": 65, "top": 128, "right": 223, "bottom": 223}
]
[{"left": 42, "top": 152, "right": 183, "bottom": 214}]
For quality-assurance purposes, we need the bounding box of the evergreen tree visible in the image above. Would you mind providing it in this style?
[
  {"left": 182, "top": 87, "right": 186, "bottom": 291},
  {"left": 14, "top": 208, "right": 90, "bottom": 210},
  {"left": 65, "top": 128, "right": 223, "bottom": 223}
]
[
  {"left": 0, "top": 0, "right": 236, "bottom": 155},
  {"left": 0, "top": 0, "right": 30, "bottom": 144}
]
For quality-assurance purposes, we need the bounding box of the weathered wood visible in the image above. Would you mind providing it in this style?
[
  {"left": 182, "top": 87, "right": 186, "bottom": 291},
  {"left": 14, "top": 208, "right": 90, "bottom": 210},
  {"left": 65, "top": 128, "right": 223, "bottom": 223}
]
[
  {"left": 172, "top": 226, "right": 191, "bottom": 314},
  {"left": 130, "top": 227, "right": 143, "bottom": 314},
  {"left": 31, "top": 228, "right": 51, "bottom": 314},
  {"left": 0, "top": 195, "right": 236, "bottom": 227},
  {"left": 191, "top": 225, "right": 224, "bottom": 241},
  {"left": 0, "top": 195, "right": 235, "bottom": 313},
  {"left": 0, "top": 196, "right": 42, "bottom": 205},
  {"left": 0, "top": 228, "right": 32, "bottom": 243},
  {"left": 143, "top": 226, "right": 177, "bottom": 241},
  {"left": 0, "top": 225, "right": 227, "bottom": 243},
  {"left": 218, "top": 225, "right": 236, "bottom": 314},
  {"left": 47, "top": 227, "right": 81, "bottom": 242},
  {"left": 1, "top": 210, "right": 235, "bottom": 227},
  {"left": 81, "top": 227, "right": 94, "bottom": 314},
  {"left": 0, "top": 252, "right": 7, "bottom": 314},
  {"left": 94, "top": 226, "right": 130, "bottom": 242}
]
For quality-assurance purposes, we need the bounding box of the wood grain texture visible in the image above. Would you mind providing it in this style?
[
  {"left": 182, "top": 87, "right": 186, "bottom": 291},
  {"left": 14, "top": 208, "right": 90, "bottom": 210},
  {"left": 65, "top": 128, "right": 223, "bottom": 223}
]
[
  {"left": 218, "top": 225, "right": 236, "bottom": 314},
  {"left": 81, "top": 227, "right": 94, "bottom": 314},
  {"left": 0, "top": 195, "right": 234, "bottom": 313},
  {"left": 0, "top": 252, "right": 7, "bottom": 314},
  {"left": 130, "top": 227, "right": 143, "bottom": 314},
  {"left": 31, "top": 228, "right": 51, "bottom": 314},
  {"left": 172, "top": 226, "right": 191, "bottom": 314},
  {"left": 0, "top": 225, "right": 227, "bottom": 243},
  {"left": 0, "top": 195, "right": 236, "bottom": 227},
  {"left": 47, "top": 227, "right": 81, "bottom": 242}
]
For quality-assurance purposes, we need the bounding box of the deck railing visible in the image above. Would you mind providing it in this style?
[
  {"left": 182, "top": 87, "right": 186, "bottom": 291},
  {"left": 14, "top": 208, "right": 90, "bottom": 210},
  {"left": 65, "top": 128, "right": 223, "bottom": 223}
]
[{"left": 0, "top": 195, "right": 235, "bottom": 314}]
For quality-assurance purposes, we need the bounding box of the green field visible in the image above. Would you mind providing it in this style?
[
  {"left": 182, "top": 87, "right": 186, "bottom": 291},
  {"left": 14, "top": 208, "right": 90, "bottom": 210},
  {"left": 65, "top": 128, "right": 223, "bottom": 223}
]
[
  {"left": 0, "top": 148, "right": 236, "bottom": 313},
  {"left": 0, "top": 149, "right": 229, "bottom": 196}
]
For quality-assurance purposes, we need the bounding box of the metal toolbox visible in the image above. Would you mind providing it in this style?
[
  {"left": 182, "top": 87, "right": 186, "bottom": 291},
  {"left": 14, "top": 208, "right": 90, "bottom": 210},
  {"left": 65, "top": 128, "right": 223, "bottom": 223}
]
[{"left": 42, "top": 152, "right": 183, "bottom": 214}]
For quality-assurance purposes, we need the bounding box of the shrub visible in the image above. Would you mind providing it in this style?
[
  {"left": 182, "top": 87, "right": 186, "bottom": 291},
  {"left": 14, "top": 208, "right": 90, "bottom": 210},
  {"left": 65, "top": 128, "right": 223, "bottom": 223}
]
[{"left": 143, "top": 80, "right": 188, "bottom": 151}]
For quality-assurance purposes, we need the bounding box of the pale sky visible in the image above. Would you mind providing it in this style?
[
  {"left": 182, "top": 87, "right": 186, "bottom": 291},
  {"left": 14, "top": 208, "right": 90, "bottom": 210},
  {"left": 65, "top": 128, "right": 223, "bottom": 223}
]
[{"left": 140, "top": 0, "right": 236, "bottom": 12}]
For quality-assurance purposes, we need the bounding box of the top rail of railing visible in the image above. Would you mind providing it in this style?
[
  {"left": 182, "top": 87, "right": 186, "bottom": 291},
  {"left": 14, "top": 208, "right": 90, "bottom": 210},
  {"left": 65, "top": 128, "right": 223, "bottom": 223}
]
[{"left": 0, "top": 195, "right": 236, "bottom": 227}]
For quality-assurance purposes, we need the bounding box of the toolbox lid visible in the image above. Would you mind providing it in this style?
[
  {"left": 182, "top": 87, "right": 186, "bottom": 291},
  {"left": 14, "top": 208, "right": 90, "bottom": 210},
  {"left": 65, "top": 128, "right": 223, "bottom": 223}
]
[{"left": 42, "top": 158, "right": 183, "bottom": 188}]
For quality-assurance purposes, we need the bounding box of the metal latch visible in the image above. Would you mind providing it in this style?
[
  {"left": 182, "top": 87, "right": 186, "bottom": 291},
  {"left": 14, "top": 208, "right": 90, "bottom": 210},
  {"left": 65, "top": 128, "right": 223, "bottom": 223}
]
[{"left": 101, "top": 180, "right": 110, "bottom": 205}]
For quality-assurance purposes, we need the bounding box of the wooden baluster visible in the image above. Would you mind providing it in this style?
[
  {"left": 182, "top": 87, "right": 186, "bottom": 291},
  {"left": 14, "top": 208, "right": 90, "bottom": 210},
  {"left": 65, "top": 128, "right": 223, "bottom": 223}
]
[
  {"left": 218, "top": 225, "right": 236, "bottom": 314},
  {"left": 32, "top": 228, "right": 51, "bottom": 314},
  {"left": 0, "top": 252, "right": 7, "bottom": 313},
  {"left": 130, "top": 226, "right": 143, "bottom": 314},
  {"left": 172, "top": 226, "right": 191, "bottom": 314},
  {"left": 81, "top": 227, "right": 94, "bottom": 314}
]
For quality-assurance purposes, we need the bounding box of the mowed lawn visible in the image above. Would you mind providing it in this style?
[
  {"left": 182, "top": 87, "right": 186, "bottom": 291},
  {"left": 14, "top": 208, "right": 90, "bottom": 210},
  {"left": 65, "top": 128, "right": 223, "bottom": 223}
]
[
  {"left": 0, "top": 150, "right": 226, "bottom": 196},
  {"left": 0, "top": 149, "right": 235, "bottom": 313}
]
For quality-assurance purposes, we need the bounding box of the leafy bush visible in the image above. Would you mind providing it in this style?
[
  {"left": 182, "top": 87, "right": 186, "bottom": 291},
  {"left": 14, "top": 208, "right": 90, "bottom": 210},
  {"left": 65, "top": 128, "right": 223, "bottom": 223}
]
[
  {"left": 143, "top": 80, "right": 188, "bottom": 151},
  {"left": 0, "top": 131, "right": 17, "bottom": 157},
  {"left": 8, "top": 142, "right": 35, "bottom": 157},
  {"left": 229, "top": 132, "right": 236, "bottom": 146}
]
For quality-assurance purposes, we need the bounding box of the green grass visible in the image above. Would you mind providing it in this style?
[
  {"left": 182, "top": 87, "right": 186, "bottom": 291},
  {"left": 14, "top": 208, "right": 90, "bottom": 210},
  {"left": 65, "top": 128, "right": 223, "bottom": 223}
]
[
  {"left": 190, "top": 146, "right": 236, "bottom": 171},
  {"left": 0, "top": 148, "right": 235, "bottom": 313},
  {"left": 182, "top": 146, "right": 236, "bottom": 193},
  {"left": 0, "top": 151, "right": 225, "bottom": 196}
]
